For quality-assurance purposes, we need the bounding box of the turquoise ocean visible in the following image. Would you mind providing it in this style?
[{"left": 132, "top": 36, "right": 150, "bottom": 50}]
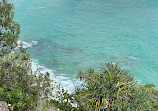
[{"left": 9, "top": 0, "right": 158, "bottom": 91}]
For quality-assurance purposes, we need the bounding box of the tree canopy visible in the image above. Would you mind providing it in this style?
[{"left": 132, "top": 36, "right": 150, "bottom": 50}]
[
  {"left": 74, "top": 63, "right": 158, "bottom": 111},
  {"left": 0, "top": 0, "right": 20, "bottom": 56}
]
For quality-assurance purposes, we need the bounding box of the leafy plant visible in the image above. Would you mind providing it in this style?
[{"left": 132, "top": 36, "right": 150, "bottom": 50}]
[
  {"left": 0, "top": 0, "right": 20, "bottom": 56},
  {"left": 74, "top": 63, "right": 158, "bottom": 111}
]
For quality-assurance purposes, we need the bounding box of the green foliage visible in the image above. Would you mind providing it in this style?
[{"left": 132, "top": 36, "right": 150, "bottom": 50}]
[
  {"left": 0, "top": 53, "right": 55, "bottom": 110},
  {"left": 49, "top": 83, "right": 79, "bottom": 111},
  {"left": 74, "top": 63, "right": 158, "bottom": 111},
  {"left": 0, "top": 1, "right": 158, "bottom": 111},
  {"left": 0, "top": 1, "right": 59, "bottom": 110},
  {"left": 75, "top": 63, "right": 134, "bottom": 110},
  {"left": 50, "top": 99, "right": 78, "bottom": 111},
  {"left": 111, "top": 83, "right": 158, "bottom": 111},
  {"left": 0, "top": 0, "right": 20, "bottom": 56},
  {"left": 0, "top": 87, "right": 25, "bottom": 110}
]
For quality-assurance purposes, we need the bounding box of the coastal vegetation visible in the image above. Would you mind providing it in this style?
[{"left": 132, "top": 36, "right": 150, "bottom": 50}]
[
  {"left": 74, "top": 64, "right": 158, "bottom": 111},
  {"left": 0, "top": 0, "right": 158, "bottom": 111}
]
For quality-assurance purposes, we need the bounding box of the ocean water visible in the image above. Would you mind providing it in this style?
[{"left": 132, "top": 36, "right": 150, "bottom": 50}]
[{"left": 9, "top": 0, "right": 158, "bottom": 90}]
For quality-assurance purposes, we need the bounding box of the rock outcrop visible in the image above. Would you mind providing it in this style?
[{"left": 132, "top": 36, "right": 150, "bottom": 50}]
[{"left": 0, "top": 101, "right": 9, "bottom": 111}]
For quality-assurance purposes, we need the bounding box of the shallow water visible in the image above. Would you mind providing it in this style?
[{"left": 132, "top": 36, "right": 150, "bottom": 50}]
[{"left": 9, "top": 0, "right": 158, "bottom": 90}]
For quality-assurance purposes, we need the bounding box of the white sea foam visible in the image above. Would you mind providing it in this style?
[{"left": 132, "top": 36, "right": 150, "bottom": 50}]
[
  {"left": 17, "top": 40, "right": 38, "bottom": 48},
  {"left": 37, "top": 7, "right": 45, "bottom": 9},
  {"left": 17, "top": 40, "right": 80, "bottom": 93},
  {"left": 31, "top": 59, "right": 78, "bottom": 93}
]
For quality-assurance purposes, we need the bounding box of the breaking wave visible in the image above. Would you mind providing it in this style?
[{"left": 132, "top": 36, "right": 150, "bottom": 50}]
[
  {"left": 17, "top": 40, "right": 38, "bottom": 48},
  {"left": 31, "top": 59, "right": 79, "bottom": 93}
]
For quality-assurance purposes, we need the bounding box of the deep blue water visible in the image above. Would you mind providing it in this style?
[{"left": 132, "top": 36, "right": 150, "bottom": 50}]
[{"left": 9, "top": 0, "right": 158, "bottom": 90}]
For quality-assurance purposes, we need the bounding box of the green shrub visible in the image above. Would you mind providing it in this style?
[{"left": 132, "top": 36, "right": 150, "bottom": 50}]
[
  {"left": 0, "top": 0, "right": 20, "bottom": 56},
  {"left": 74, "top": 63, "right": 158, "bottom": 111},
  {"left": 0, "top": 87, "right": 25, "bottom": 110}
]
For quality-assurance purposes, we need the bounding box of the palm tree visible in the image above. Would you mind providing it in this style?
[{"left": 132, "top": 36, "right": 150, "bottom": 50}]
[{"left": 75, "top": 63, "right": 135, "bottom": 111}]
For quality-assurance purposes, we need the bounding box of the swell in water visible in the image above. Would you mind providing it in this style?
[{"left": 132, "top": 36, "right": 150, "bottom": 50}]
[
  {"left": 21, "top": 40, "right": 79, "bottom": 92},
  {"left": 9, "top": 0, "right": 158, "bottom": 89}
]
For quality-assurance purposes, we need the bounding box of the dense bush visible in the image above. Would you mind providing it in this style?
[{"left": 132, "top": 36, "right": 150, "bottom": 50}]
[
  {"left": 74, "top": 63, "right": 158, "bottom": 111},
  {"left": 0, "top": 52, "right": 55, "bottom": 110},
  {"left": 0, "top": 87, "right": 24, "bottom": 110},
  {"left": 0, "top": 0, "right": 20, "bottom": 56},
  {"left": 0, "top": 0, "right": 55, "bottom": 110}
]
